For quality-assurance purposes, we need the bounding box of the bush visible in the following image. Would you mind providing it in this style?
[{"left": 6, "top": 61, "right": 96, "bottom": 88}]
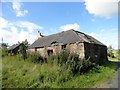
[
  {"left": 66, "top": 53, "right": 81, "bottom": 75},
  {"left": 28, "top": 54, "right": 44, "bottom": 63},
  {"left": 57, "top": 50, "right": 69, "bottom": 65},
  {"left": 47, "top": 50, "right": 69, "bottom": 66},
  {"left": 19, "top": 40, "right": 29, "bottom": 60},
  {"left": 27, "top": 50, "right": 96, "bottom": 75},
  {"left": 47, "top": 55, "right": 56, "bottom": 64},
  {"left": 80, "top": 58, "right": 95, "bottom": 74},
  {"left": 1, "top": 49, "right": 8, "bottom": 57},
  {"left": 47, "top": 50, "right": 95, "bottom": 75}
]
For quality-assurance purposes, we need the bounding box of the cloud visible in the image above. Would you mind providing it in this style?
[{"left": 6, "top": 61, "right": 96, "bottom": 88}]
[
  {"left": 12, "top": 1, "right": 28, "bottom": 17},
  {"left": 10, "top": 26, "right": 18, "bottom": 33},
  {"left": 0, "top": 28, "right": 36, "bottom": 46},
  {"left": 84, "top": 0, "right": 119, "bottom": 18},
  {"left": 0, "top": 17, "right": 43, "bottom": 45},
  {"left": 17, "top": 21, "right": 43, "bottom": 33},
  {"left": 89, "top": 28, "right": 118, "bottom": 49},
  {"left": 60, "top": 23, "right": 80, "bottom": 31},
  {"left": 0, "top": 17, "right": 11, "bottom": 28}
]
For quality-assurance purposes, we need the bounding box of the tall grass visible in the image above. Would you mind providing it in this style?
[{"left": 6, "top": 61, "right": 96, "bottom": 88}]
[{"left": 2, "top": 51, "right": 117, "bottom": 88}]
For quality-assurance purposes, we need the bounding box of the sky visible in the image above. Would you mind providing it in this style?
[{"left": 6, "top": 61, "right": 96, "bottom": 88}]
[{"left": 0, "top": 0, "right": 119, "bottom": 49}]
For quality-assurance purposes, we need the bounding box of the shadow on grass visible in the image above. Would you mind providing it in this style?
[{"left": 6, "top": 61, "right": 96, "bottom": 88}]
[{"left": 100, "top": 60, "right": 118, "bottom": 71}]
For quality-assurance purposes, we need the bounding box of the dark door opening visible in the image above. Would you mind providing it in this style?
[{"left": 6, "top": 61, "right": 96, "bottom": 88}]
[
  {"left": 35, "top": 47, "right": 37, "bottom": 52},
  {"left": 47, "top": 50, "right": 53, "bottom": 56},
  {"left": 61, "top": 44, "right": 67, "bottom": 50}
]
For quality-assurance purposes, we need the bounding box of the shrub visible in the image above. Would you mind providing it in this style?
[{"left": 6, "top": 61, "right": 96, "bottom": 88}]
[
  {"left": 28, "top": 54, "right": 44, "bottom": 63},
  {"left": 80, "top": 58, "right": 95, "bottom": 74},
  {"left": 27, "top": 50, "right": 96, "bottom": 75},
  {"left": 57, "top": 50, "right": 69, "bottom": 65},
  {"left": 19, "top": 39, "right": 29, "bottom": 60},
  {"left": 47, "top": 50, "right": 95, "bottom": 75},
  {"left": 107, "top": 45, "right": 115, "bottom": 58},
  {"left": 65, "top": 53, "right": 81, "bottom": 75},
  {"left": 47, "top": 55, "right": 56, "bottom": 64},
  {"left": 47, "top": 50, "right": 69, "bottom": 66},
  {"left": 1, "top": 49, "right": 8, "bottom": 57}
]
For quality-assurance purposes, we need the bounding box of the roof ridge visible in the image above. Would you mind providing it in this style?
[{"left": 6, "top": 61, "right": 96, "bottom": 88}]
[{"left": 37, "top": 29, "right": 76, "bottom": 40}]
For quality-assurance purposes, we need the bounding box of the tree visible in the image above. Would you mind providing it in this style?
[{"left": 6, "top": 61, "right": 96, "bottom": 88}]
[
  {"left": 1, "top": 43, "right": 8, "bottom": 49},
  {"left": 0, "top": 42, "right": 9, "bottom": 57},
  {"left": 19, "top": 39, "right": 29, "bottom": 60},
  {"left": 107, "top": 45, "right": 115, "bottom": 58}
]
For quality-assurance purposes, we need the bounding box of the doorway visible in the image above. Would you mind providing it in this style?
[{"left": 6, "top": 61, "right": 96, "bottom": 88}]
[{"left": 47, "top": 49, "right": 53, "bottom": 56}]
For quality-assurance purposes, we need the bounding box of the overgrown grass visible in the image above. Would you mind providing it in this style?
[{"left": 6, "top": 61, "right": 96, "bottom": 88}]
[{"left": 2, "top": 54, "right": 117, "bottom": 88}]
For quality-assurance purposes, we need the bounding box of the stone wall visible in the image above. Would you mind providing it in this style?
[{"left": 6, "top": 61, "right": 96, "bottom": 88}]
[
  {"left": 27, "top": 42, "right": 85, "bottom": 59},
  {"left": 28, "top": 45, "right": 61, "bottom": 58},
  {"left": 68, "top": 43, "right": 85, "bottom": 59},
  {"left": 28, "top": 47, "right": 47, "bottom": 57},
  {"left": 28, "top": 42, "right": 107, "bottom": 62},
  {"left": 84, "top": 42, "right": 108, "bottom": 62},
  {"left": 27, "top": 48, "right": 36, "bottom": 55}
]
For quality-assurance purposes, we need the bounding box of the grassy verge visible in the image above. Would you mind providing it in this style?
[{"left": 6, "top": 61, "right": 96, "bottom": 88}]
[
  {"left": 108, "top": 57, "right": 119, "bottom": 62},
  {"left": 2, "top": 55, "right": 117, "bottom": 88},
  {"left": 62, "top": 61, "right": 117, "bottom": 88}
]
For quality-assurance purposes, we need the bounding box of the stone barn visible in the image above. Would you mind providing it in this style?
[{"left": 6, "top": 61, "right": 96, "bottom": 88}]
[
  {"left": 8, "top": 43, "right": 22, "bottom": 55},
  {"left": 28, "top": 29, "right": 107, "bottom": 62}
]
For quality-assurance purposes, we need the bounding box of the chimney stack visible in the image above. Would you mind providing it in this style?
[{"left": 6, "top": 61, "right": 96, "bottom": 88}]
[{"left": 38, "top": 31, "right": 44, "bottom": 38}]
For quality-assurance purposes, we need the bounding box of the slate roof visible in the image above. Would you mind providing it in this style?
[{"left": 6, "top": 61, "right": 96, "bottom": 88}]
[
  {"left": 29, "top": 29, "right": 106, "bottom": 49},
  {"left": 8, "top": 43, "right": 21, "bottom": 50}
]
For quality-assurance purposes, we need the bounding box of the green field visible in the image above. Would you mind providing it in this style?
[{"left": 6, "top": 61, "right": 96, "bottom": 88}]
[{"left": 2, "top": 55, "right": 117, "bottom": 88}]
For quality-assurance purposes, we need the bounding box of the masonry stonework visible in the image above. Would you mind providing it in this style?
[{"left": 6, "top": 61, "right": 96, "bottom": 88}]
[
  {"left": 84, "top": 42, "right": 108, "bottom": 62},
  {"left": 28, "top": 43, "right": 85, "bottom": 59},
  {"left": 28, "top": 30, "right": 108, "bottom": 62}
]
